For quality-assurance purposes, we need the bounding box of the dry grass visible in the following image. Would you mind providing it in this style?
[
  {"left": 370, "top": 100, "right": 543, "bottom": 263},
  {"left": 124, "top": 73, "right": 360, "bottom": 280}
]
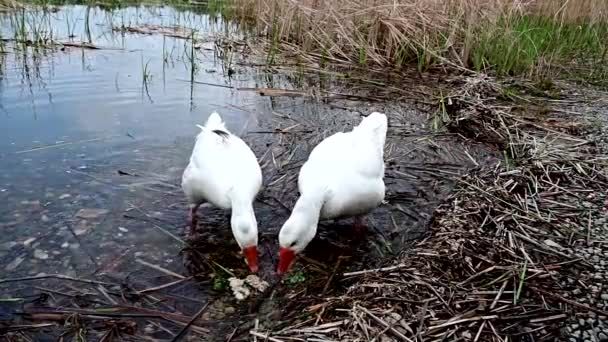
[
  {"left": 0, "top": 0, "right": 23, "bottom": 11},
  {"left": 231, "top": 0, "right": 608, "bottom": 76},
  {"left": 249, "top": 75, "right": 608, "bottom": 342}
]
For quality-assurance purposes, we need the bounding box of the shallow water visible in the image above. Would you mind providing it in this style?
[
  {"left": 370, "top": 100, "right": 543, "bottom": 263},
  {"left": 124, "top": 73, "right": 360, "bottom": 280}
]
[
  {"left": 0, "top": 4, "right": 496, "bottom": 339},
  {"left": 0, "top": 5, "right": 264, "bottom": 278}
]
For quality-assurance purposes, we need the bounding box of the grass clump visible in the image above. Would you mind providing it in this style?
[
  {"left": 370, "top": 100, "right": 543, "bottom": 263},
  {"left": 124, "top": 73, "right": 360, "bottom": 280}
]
[
  {"left": 471, "top": 14, "right": 608, "bottom": 76},
  {"left": 230, "top": 0, "right": 608, "bottom": 78}
]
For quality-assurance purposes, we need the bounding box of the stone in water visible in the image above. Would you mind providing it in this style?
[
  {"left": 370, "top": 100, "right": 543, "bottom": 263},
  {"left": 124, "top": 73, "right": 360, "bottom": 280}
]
[{"left": 76, "top": 209, "right": 109, "bottom": 219}]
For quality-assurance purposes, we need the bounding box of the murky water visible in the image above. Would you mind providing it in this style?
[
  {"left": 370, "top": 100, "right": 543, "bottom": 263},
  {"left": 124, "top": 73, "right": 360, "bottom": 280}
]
[{"left": 0, "top": 4, "right": 496, "bottom": 339}]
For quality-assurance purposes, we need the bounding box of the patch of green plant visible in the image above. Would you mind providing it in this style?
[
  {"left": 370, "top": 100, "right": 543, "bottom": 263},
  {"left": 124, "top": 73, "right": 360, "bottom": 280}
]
[
  {"left": 431, "top": 91, "right": 450, "bottom": 131},
  {"left": 470, "top": 15, "right": 608, "bottom": 76},
  {"left": 213, "top": 275, "right": 228, "bottom": 291},
  {"left": 286, "top": 270, "right": 306, "bottom": 285}
]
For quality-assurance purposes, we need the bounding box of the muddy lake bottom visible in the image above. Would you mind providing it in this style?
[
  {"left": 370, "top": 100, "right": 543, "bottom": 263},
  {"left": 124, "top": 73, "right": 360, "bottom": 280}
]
[{"left": 0, "top": 4, "right": 498, "bottom": 340}]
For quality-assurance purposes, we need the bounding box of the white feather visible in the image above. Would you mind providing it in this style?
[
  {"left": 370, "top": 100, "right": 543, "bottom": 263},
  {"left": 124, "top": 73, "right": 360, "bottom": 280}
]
[
  {"left": 181, "top": 112, "right": 262, "bottom": 249},
  {"left": 279, "top": 112, "right": 388, "bottom": 253}
]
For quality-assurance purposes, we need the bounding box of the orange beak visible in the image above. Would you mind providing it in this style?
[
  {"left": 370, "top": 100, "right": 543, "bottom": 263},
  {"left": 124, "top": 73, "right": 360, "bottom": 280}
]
[
  {"left": 242, "top": 246, "right": 258, "bottom": 273},
  {"left": 277, "top": 247, "right": 296, "bottom": 275}
]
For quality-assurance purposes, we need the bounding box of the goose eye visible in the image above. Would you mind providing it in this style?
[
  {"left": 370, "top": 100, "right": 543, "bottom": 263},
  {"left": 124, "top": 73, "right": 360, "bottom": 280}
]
[{"left": 290, "top": 241, "right": 297, "bottom": 248}]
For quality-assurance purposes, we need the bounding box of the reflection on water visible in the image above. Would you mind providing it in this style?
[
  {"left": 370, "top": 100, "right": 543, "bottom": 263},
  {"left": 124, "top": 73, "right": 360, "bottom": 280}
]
[{"left": 0, "top": 4, "right": 269, "bottom": 281}]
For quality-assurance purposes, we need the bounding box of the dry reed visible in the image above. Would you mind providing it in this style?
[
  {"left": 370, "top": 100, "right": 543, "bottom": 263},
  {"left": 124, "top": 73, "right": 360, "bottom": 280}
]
[{"left": 231, "top": 0, "right": 608, "bottom": 75}]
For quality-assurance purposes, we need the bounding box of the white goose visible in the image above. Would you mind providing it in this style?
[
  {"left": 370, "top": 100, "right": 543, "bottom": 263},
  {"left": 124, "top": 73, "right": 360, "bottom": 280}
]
[
  {"left": 181, "top": 112, "right": 262, "bottom": 272},
  {"left": 277, "top": 112, "right": 388, "bottom": 274}
]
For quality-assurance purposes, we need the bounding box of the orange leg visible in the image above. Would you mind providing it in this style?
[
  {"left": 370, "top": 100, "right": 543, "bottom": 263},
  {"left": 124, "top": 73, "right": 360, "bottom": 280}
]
[
  {"left": 353, "top": 215, "right": 366, "bottom": 234},
  {"left": 188, "top": 204, "right": 201, "bottom": 234}
]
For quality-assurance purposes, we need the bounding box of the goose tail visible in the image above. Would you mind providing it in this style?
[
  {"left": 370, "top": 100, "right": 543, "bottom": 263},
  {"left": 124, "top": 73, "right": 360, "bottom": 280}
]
[
  {"left": 196, "top": 112, "right": 229, "bottom": 136},
  {"left": 206, "top": 111, "right": 227, "bottom": 129},
  {"left": 356, "top": 112, "right": 388, "bottom": 147}
]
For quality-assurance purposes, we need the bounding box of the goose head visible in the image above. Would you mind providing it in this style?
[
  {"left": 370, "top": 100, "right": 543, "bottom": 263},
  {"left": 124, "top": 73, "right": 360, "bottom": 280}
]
[
  {"left": 231, "top": 214, "right": 258, "bottom": 272},
  {"left": 277, "top": 211, "right": 318, "bottom": 275}
]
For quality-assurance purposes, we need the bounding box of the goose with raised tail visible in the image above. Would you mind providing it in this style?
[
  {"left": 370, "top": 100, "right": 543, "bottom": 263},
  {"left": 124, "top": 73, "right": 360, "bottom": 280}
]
[
  {"left": 181, "top": 112, "right": 262, "bottom": 272},
  {"left": 277, "top": 112, "right": 388, "bottom": 274}
]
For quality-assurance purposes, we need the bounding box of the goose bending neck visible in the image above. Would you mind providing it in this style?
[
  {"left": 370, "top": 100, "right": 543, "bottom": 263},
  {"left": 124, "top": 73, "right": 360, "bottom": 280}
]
[
  {"left": 232, "top": 196, "right": 253, "bottom": 212},
  {"left": 291, "top": 191, "right": 326, "bottom": 227},
  {"left": 230, "top": 196, "right": 257, "bottom": 246}
]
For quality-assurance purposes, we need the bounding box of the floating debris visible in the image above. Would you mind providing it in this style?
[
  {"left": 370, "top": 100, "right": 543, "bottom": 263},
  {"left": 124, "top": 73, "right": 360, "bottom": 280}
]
[
  {"left": 228, "top": 277, "right": 250, "bottom": 301},
  {"left": 245, "top": 274, "right": 269, "bottom": 292},
  {"left": 228, "top": 275, "right": 269, "bottom": 301},
  {"left": 113, "top": 24, "right": 195, "bottom": 40}
]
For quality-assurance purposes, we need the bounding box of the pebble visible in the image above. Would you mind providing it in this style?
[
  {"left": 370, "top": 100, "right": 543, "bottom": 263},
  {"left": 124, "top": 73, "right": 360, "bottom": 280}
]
[
  {"left": 73, "top": 220, "right": 92, "bottom": 236},
  {"left": 75, "top": 208, "right": 109, "bottom": 219},
  {"left": 601, "top": 294, "right": 608, "bottom": 300},
  {"left": 23, "top": 237, "right": 36, "bottom": 246},
  {"left": 34, "top": 249, "right": 49, "bottom": 260}
]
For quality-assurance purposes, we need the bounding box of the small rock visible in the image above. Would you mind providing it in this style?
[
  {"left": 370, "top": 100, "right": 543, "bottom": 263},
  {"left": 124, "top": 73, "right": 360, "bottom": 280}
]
[
  {"left": 75, "top": 208, "right": 109, "bottom": 219},
  {"left": 223, "top": 306, "right": 235, "bottom": 315},
  {"left": 61, "top": 242, "right": 69, "bottom": 248},
  {"left": 73, "top": 220, "right": 92, "bottom": 236},
  {"left": 34, "top": 249, "right": 49, "bottom": 260},
  {"left": 6, "top": 256, "right": 25, "bottom": 271},
  {"left": 601, "top": 294, "right": 608, "bottom": 301},
  {"left": 41, "top": 215, "right": 49, "bottom": 222},
  {"left": 118, "top": 227, "right": 128, "bottom": 232},
  {"left": 21, "top": 200, "right": 40, "bottom": 207},
  {"left": 59, "top": 194, "right": 71, "bottom": 199},
  {"left": 598, "top": 332, "right": 607, "bottom": 340},
  {"left": 23, "top": 237, "right": 36, "bottom": 246}
]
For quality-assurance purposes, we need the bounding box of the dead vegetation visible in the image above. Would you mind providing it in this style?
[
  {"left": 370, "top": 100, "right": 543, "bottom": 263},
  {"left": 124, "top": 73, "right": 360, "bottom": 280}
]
[{"left": 247, "top": 76, "right": 608, "bottom": 341}]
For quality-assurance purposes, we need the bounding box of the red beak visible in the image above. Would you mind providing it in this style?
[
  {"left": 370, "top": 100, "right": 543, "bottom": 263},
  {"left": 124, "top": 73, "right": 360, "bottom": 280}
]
[
  {"left": 277, "top": 247, "right": 296, "bottom": 275},
  {"left": 242, "top": 246, "right": 258, "bottom": 273}
]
